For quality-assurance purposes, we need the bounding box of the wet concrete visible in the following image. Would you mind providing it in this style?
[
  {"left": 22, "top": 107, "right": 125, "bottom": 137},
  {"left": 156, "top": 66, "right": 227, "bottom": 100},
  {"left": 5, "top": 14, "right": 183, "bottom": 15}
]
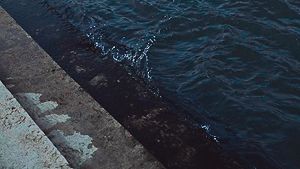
[{"left": 0, "top": 6, "right": 164, "bottom": 169}]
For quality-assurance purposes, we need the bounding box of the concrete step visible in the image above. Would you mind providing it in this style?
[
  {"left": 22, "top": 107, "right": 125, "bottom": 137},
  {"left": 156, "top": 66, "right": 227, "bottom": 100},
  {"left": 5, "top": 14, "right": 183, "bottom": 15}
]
[{"left": 0, "top": 80, "right": 71, "bottom": 169}]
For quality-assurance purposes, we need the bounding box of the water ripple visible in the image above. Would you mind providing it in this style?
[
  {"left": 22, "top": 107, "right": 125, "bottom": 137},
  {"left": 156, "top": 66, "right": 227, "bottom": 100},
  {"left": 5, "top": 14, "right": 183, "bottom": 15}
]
[{"left": 41, "top": 0, "right": 300, "bottom": 168}]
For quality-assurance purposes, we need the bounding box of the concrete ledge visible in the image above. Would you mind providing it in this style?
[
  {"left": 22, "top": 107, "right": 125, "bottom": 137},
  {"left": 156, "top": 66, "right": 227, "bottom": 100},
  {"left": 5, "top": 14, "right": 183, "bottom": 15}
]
[
  {"left": 0, "top": 80, "right": 71, "bottom": 169},
  {"left": 0, "top": 6, "right": 164, "bottom": 169}
]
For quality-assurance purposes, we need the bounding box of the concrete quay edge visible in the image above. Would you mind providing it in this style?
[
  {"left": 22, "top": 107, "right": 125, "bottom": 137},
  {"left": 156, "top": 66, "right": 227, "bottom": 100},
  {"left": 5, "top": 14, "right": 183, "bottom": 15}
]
[{"left": 0, "top": 6, "right": 164, "bottom": 169}]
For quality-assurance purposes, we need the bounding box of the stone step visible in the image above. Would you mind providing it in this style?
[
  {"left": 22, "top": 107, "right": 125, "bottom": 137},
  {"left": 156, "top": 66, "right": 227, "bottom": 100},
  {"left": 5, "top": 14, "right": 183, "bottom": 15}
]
[{"left": 0, "top": 80, "right": 71, "bottom": 169}]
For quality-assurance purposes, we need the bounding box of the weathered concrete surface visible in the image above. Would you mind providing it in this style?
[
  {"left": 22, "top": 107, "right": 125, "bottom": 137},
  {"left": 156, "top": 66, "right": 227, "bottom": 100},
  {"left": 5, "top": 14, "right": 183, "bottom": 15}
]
[
  {"left": 0, "top": 80, "right": 71, "bottom": 169},
  {"left": 0, "top": 6, "right": 164, "bottom": 169}
]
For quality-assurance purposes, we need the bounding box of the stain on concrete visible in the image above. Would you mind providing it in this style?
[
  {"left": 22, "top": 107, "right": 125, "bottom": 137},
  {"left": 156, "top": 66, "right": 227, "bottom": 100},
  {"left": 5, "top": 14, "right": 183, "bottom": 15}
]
[
  {"left": 5, "top": 83, "right": 15, "bottom": 88},
  {"left": 49, "top": 130, "right": 98, "bottom": 167},
  {"left": 75, "top": 65, "right": 86, "bottom": 73},
  {"left": 39, "top": 114, "right": 71, "bottom": 129},
  {"left": 16, "top": 93, "right": 58, "bottom": 114},
  {"left": 89, "top": 74, "right": 108, "bottom": 87}
]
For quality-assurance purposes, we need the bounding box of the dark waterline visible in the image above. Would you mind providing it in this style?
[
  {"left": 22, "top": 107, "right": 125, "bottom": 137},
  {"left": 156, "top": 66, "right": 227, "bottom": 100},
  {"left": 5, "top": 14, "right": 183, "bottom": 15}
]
[{"left": 1, "top": 0, "right": 300, "bottom": 169}]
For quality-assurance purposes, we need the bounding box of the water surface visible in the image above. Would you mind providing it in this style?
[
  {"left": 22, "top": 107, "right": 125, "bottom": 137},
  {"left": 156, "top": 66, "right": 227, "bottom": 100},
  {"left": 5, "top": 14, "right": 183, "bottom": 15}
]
[{"left": 37, "top": 0, "right": 300, "bottom": 168}]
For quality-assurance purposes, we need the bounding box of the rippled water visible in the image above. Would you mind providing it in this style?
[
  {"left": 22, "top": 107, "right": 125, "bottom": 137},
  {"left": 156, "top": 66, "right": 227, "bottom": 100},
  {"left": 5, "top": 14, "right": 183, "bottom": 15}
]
[{"left": 40, "top": 0, "right": 300, "bottom": 168}]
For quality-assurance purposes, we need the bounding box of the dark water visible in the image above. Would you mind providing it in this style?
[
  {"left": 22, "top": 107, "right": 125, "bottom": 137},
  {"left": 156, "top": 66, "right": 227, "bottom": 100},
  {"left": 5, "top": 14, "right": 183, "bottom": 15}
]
[{"left": 28, "top": 0, "right": 300, "bottom": 168}]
